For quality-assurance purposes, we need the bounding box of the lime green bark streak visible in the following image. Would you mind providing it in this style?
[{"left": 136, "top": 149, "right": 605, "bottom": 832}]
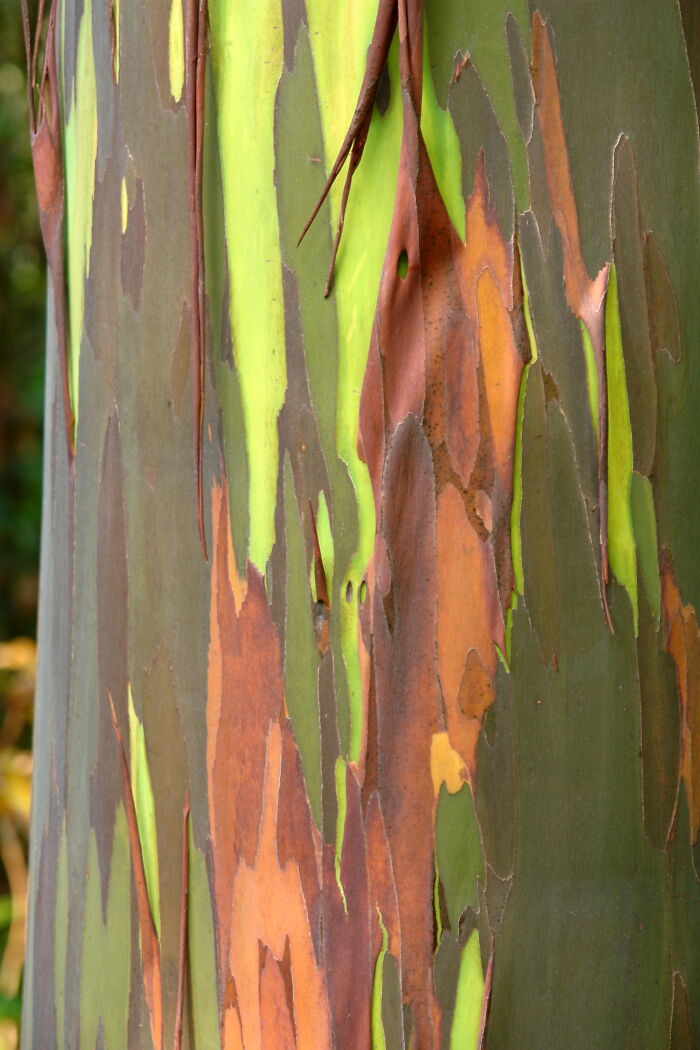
[
  {"left": 450, "top": 929, "right": 484, "bottom": 1050},
  {"left": 80, "top": 808, "right": 131, "bottom": 1050},
  {"left": 208, "top": 0, "right": 286, "bottom": 572},
  {"left": 422, "top": 20, "right": 464, "bottom": 240},
  {"left": 580, "top": 321, "right": 600, "bottom": 441},
  {"left": 63, "top": 0, "right": 98, "bottom": 426},
  {"left": 168, "top": 0, "right": 185, "bottom": 102},
  {"left": 127, "top": 686, "right": 161, "bottom": 937},
  {"left": 606, "top": 265, "right": 638, "bottom": 632},
  {"left": 511, "top": 264, "right": 539, "bottom": 596},
  {"left": 306, "top": 0, "right": 401, "bottom": 763},
  {"left": 631, "top": 472, "right": 661, "bottom": 624},
  {"left": 54, "top": 820, "right": 68, "bottom": 1049},
  {"left": 371, "top": 911, "right": 389, "bottom": 1050}
]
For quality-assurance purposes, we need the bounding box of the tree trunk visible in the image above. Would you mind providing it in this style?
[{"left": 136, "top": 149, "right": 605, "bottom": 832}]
[{"left": 23, "top": 0, "right": 700, "bottom": 1047}]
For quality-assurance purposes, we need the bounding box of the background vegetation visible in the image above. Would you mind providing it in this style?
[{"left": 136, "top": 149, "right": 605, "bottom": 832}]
[{"left": 0, "top": 0, "right": 44, "bottom": 1043}]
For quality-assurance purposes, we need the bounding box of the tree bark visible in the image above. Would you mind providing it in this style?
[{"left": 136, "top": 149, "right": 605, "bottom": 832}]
[{"left": 23, "top": 0, "right": 700, "bottom": 1047}]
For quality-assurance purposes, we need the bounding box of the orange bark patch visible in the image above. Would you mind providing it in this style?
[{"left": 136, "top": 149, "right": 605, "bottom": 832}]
[
  {"left": 477, "top": 267, "right": 522, "bottom": 494},
  {"left": 436, "top": 483, "right": 504, "bottom": 781},
  {"left": 228, "top": 723, "right": 332, "bottom": 1050},
  {"left": 207, "top": 482, "right": 333, "bottom": 1048},
  {"left": 459, "top": 155, "right": 513, "bottom": 315},
  {"left": 260, "top": 950, "right": 296, "bottom": 1050},
  {"left": 207, "top": 482, "right": 284, "bottom": 991}
]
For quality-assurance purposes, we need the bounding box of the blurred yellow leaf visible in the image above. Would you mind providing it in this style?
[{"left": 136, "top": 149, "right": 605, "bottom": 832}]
[
  {"left": 0, "top": 640, "right": 36, "bottom": 675},
  {"left": 0, "top": 752, "right": 31, "bottom": 829}
]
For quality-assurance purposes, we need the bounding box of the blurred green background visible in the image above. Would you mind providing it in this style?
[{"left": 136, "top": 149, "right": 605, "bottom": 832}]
[
  {"left": 0, "top": 0, "right": 44, "bottom": 1045},
  {"left": 1, "top": 0, "right": 44, "bottom": 644}
]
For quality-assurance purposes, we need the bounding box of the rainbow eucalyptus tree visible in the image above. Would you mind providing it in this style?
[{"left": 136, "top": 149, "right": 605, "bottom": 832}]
[{"left": 22, "top": 0, "right": 700, "bottom": 1046}]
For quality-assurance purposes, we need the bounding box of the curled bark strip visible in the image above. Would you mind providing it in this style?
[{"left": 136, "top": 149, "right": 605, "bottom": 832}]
[
  {"left": 186, "top": 0, "right": 209, "bottom": 558},
  {"left": 21, "top": 0, "right": 75, "bottom": 458},
  {"left": 297, "top": 0, "right": 398, "bottom": 294}
]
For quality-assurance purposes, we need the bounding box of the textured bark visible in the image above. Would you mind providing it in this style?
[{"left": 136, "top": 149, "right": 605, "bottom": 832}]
[{"left": 24, "top": 1, "right": 699, "bottom": 1048}]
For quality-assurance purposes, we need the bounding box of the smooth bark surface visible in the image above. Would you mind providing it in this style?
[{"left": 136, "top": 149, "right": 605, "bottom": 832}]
[{"left": 24, "top": 1, "right": 700, "bottom": 1047}]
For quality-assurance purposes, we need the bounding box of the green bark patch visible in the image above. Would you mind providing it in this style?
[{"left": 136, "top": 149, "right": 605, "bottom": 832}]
[
  {"left": 606, "top": 264, "right": 638, "bottom": 633},
  {"left": 371, "top": 911, "right": 389, "bottom": 1049},
  {"left": 127, "top": 686, "right": 160, "bottom": 938},
  {"left": 187, "top": 829, "right": 221, "bottom": 1050},
  {"left": 80, "top": 810, "right": 131, "bottom": 1050},
  {"left": 637, "top": 571, "right": 681, "bottom": 852},
  {"left": 63, "top": 0, "right": 98, "bottom": 422},
  {"left": 381, "top": 951, "right": 405, "bottom": 1050},
  {"left": 422, "top": 20, "right": 464, "bottom": 240},
  {"left": 485, "top": 402, "right": 667, "bottom": 1048},
  {"left": 612, "top": 136, "right": 657, "bottom": 477},
  {"left": 435, "top": 783, "right": 484, "bottom": 933},
  {"left": 510, "top": 262, "right": 539, "bottom": 597},
  {"left": 208, "top": 0, "right": 286, "bottom": 572},
  {"left": 424, "top": 0, "right": 530, "bottom": 212},
  {"left": 631, "top": 472, "right": 660, "bottom": 625},
  {"left": 450, "top": 929, "right": 484, "bottom": 1050}
]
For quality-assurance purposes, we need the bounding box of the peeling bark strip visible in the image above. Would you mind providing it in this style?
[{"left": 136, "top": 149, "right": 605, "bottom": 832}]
[{"left": 23, "top": 0, "right": 700, "bottom": 1048}]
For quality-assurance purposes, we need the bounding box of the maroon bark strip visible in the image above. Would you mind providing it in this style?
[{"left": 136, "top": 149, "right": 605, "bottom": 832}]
[
  {"left": 186, "top": 0, "right": 209, "bottom": 558},
  {"left": 371, "top": 417, "right": 442, "bottom": 1047},
  {"left": 297, "top": 0, "right": 398, "bottom": 294},
  {"left": 21, "top": 0, "right": 75, "bottom": 458},
  {"left": 322, "top": 766, "right": 372, "bottom": 1050}
]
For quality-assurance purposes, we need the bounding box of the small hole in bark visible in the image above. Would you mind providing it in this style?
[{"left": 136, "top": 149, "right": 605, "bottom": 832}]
[
  {"left": 345, "top": 580, "right": 353, "bottom": 602},
  {"left": 397, "top": 249, "right": 408, "bottom": 279},
  {"left": 359, "top": 580, "right": 368, "bottom": 605},
  {"left": 375, "top": 63, "right": 391, "bottom": 116}
]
